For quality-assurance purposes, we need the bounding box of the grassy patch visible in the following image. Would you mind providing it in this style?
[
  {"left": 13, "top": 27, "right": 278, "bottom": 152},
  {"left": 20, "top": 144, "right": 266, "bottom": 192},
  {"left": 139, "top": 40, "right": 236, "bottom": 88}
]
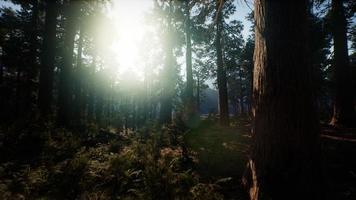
[{"left": 185, "top": 118, "right": 250, "bottom": 179}]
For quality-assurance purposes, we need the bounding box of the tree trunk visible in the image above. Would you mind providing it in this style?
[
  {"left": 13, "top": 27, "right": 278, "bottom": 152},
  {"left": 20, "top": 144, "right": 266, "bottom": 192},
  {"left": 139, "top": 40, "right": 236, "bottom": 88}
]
[
  {"left": 38, "top": 0, "right": 58, "bottom": 117},
  {"left": 216, "top": 0, "right": 229, "bottom": 126},
  {"left": 239, "top": 69, "right": 244, "bottom": 115},
  {"left": 57, "top": 0, "right": 80, "bottom": 127},
  {"left": 243, "top": 1, "right": 324, "bottom": 199},
  {"left": 329, "top": 0, "right": 355, "bottom": 127},
  {"left": 185, "top": 0, "right": 195, "bottom": 121},
  {"left": 95, "top": 94, "right": 103, "bottom": 126},
  {"left": 159, "top": 1, "right": 174, "bottom": 124},
  {"left": 73, "top": 25, "right": 84, "bottom": 124},
  {"left": 26, "top": 0, "right": 39, "bottom": 114},
  {"left": 196, "top": 74, "right": 200, "bottom": 112},
  {"left": 87, "top": 58, "right": 96, "bottom": 122},
  {"left": 248, "top": 61, "right": 253, "bottom": 118}
]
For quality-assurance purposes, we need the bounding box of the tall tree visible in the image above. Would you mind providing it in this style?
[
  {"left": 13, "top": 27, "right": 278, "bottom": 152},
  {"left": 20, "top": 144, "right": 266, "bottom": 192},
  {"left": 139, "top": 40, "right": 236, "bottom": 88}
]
[
  {"left": 243, "top": 1, "right": 324, "bottom": 199},
  {"left": 241, "top": 36, "right": 254, "bottom": 115},
  {"left": 25, "top": 0, "right": 39, "bottom": 114},
  {"left": 329, "top": 0, "right": 355, "bottom": 127},
  {"left": 57, "top": 0, "right": 81, "bottom": 126},
  {"left": 38, "top": 0, "right": 58, "bottom": 117},
  {"left": 184, "top": 0, "right": 196, "bottom": 123},
  {"left": 159, "top": 0, "right": 176, "bottom": 124},
  {"left": 224, "top": 20, "right": 244, "bottom": 116},
  {"left": 73, "top": 23, "right": 84, "bottom": 124},
  {"left": 215, "top": 0, "right": 229, "bottom": 126}
]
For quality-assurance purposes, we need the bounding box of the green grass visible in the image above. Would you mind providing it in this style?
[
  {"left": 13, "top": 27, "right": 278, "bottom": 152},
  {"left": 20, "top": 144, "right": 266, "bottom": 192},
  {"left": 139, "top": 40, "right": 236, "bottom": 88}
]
[{"left": 185, "top": 118, "right": 250, "bottom": 179}]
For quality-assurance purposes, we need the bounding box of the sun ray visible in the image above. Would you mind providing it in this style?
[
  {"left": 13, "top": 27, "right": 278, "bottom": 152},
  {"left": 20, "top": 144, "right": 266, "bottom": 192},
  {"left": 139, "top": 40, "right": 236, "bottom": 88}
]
[{"left": 106, "top": 0, "right": 153, "bottom": 79}]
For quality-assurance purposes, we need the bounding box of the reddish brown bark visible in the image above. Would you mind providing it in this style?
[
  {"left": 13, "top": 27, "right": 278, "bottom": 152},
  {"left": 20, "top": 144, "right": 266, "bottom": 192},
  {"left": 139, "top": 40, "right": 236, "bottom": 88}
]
[{"left": 243, "top": 0, "right": 324, "bottom": 199}]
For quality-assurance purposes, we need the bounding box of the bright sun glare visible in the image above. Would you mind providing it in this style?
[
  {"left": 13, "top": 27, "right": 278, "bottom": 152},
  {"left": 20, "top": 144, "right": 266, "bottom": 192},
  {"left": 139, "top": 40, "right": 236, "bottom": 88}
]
[{"left": 107, "top": 0, "right": 153, "bottom": 78}]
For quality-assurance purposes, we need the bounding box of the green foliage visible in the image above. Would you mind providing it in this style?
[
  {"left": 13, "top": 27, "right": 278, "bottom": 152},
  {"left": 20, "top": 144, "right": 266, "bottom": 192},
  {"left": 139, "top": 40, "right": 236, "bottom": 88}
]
[{"left": 0, "top": 123, "right": 225, "bottom": 199}]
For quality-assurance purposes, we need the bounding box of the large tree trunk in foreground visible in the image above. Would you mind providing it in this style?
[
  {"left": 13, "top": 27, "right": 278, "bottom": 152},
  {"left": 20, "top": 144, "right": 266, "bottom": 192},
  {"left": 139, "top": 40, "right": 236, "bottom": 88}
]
[
  {"left": 243, "top": 1, "right": 324, "bottom": 199},
  {"left": 216, "top": 0, "right": 229, "bottom": 126},
  {"left": 329, "top": 0, "right": 355, "bottom": 127},
  {"left": 38, "top": 0, "right": 58, "bottom": 117},
  {"left": 57, "top": 0, "right": 80, "bottom": 127}
]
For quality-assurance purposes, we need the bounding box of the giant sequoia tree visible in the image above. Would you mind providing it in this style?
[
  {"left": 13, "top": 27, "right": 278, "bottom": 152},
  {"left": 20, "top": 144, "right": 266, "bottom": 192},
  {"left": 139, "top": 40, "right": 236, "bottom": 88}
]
[
  {"left": 329, "top": 0, "right": 355, "bottom": 127},
  {"left": 244, "top": 1, "right": 324, "bottom": 199}
]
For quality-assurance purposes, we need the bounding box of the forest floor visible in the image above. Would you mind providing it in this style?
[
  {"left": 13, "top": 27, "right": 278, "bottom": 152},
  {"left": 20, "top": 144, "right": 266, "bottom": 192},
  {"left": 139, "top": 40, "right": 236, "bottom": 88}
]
[
  {"left": 185, "top": 117, "right": 356, "bottom": 200},
  {"left": 321, "top": 124, "right": 356, "bottom": 200},
  {"left": 0, "top": 117, "right": 355, "bottom": 199},
  {"left": 185, "top": 117, "right": 251, "bottom": 200}
]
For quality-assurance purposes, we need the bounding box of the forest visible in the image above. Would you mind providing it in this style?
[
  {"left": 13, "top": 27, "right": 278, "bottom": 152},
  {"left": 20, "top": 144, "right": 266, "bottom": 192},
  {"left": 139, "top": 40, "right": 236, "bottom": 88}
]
[{"left": 0, "top": 0, "right": 355, "bottom": 199}]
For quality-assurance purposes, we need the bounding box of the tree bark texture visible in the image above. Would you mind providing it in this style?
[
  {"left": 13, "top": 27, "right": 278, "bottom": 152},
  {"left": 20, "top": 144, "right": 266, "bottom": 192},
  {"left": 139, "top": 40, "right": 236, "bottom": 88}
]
[{"left": 244, "top": 1, "right": 324, "bottom": 199}]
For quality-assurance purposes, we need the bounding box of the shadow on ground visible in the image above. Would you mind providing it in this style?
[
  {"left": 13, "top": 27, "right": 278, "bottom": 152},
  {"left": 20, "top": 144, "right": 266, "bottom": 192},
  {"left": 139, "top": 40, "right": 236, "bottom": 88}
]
[
  {"left": 185, "top": 117, "right": 251, "bottom": 199},
  {"left": 185, "top": 118, "right": 356, "bottom": 200}
]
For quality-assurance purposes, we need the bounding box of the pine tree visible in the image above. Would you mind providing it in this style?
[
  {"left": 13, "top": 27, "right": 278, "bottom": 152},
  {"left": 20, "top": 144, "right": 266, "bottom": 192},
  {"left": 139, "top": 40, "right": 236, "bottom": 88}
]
[
  {"left": 38, "top": 0, "right": 58, "bottom": 117},
  {"left": 329, "top": 0, "right": 355, "bottom": 127}
]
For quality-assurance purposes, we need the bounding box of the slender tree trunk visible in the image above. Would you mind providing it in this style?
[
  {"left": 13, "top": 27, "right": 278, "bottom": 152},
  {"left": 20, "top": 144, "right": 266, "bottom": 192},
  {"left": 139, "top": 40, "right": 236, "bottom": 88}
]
[
  {"left": 38, "top": 0, "right": 58, "bottom": 117},
  {"left": 196, "top": 74, "right": 200, "bottom": 112},
  {"left": 248, "top": 61, "right": 253, "bottom": 118},
  {"left": 159, "top": 1, "right": 174, "bottom": 124},
  {"left": 185, "top": 0, "right": 195, "bottom": 121},
  {"left": 95, "top": 94, "right": 104, "bottom": 127},
  {"left": 234, "top": 102, "right": 239, "bottom": 117},
  {"left": 73, "top": 25, "right": 84, "bottom": 124},
  {"left": 87, "top": 57, "right": 96, "bottom": 122},
  {"left": 243, "top": 1, "right": 324, "bottom": 199},
  {"left": 239, "top": 70, "right": 244, "bottom": 115},
  {"left": 57, "top": 0, "right": 80, "bottom": 127},
  {"left": 26, "top": 0, "right": 39, "bottom": 113},
  {"left": 329, "top": 0, "right": 355, "bottom": 127},
  {"left": 216, "top": 0, "right": 229, "bottom": 126}
]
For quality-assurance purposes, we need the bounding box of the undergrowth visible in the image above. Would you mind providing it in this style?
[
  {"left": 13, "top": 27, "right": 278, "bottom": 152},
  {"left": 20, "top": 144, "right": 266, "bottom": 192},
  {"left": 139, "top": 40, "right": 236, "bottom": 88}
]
[{"left": 0, "top": 120, "right": 225, "bottom": 200}]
